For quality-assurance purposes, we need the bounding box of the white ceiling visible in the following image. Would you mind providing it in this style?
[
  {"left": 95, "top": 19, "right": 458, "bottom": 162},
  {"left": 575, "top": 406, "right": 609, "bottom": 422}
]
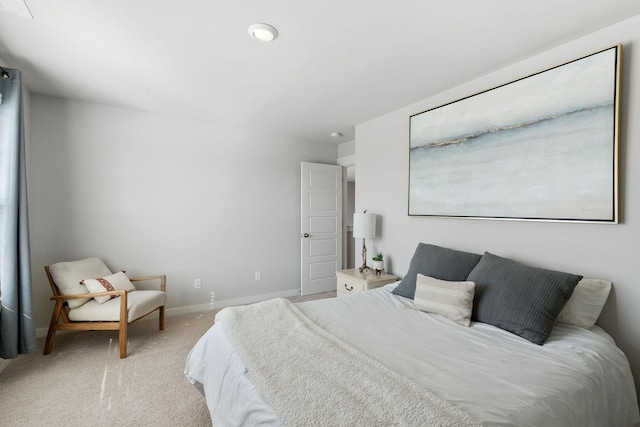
[{"left": 1, "top": 1, "right": 639, "bottom": 143}]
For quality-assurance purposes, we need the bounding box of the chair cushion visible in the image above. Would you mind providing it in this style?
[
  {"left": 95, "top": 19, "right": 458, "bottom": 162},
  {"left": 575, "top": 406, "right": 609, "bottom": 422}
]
[
  {"left": 82, "top": 271, "right": 136, "bottom": 304},
  {"left": 48, "top": 257, "right": 113, "bottom": 309},
  {"left": 68, "top": 290, "right": 167, "bottom": 322}
]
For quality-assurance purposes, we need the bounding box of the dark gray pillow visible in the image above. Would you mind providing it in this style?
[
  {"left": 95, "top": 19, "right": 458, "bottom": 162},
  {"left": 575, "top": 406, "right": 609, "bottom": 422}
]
[
  {"left": 392, "top": 243, "right": 482, "bottom": 299},
  {"left": 468, "top": 252, "right": 582, "bottom": 345}
]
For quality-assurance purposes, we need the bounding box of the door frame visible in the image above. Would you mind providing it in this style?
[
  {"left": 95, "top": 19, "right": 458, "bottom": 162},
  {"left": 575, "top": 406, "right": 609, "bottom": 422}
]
[{"left": 300, "top": 162, "right": 344, "bottom": 296}]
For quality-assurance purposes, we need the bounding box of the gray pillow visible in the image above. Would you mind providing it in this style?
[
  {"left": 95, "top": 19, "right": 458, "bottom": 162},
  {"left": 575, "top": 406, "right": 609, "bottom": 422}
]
[
  {"left": 392, "top": 243, "right": 482, "bottom": 299},
  {"left": 468, "top": 252, "right": 582, "bottom": 345}
]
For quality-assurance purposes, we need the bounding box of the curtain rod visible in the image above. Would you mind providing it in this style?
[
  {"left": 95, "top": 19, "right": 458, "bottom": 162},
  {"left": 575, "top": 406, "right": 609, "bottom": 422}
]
[{"left": 0, "top": 67, "right": 11, "bottom": 79}]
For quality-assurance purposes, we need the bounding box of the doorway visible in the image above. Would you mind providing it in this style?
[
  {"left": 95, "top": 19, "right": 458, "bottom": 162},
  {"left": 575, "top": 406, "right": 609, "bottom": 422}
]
[
  {"left": 300, "top": 162, "right": 343, "bottom": 296},
  {"left": 345, "top": 173, "right": 355, "bottom": 269}
]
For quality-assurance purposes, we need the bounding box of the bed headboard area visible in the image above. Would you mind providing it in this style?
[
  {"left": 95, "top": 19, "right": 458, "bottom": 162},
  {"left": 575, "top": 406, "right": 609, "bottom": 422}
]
[
  {"left": 354, "top": 14, "right": 640, "bottom": 398},
  {"left": 392, "top": 243, "right": 609, "bottom": 345}
]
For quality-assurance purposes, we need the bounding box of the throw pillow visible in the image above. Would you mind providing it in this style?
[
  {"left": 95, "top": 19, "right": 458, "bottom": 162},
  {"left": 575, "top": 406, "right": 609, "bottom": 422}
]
[
  {"left": 82, "top": 271, "right": 136, "bottom": 304},
  {"left": 392, "top": 243, "right": 482, "bottom": 299},
  {"left": 556, "top": 278, "right": 612, "bottom": 328},
  {"left": 413, "top": 274, "right": 475, "bottom": 326},
  {"left": 467, "top": 252, "right": 582, "bottom": 345}
]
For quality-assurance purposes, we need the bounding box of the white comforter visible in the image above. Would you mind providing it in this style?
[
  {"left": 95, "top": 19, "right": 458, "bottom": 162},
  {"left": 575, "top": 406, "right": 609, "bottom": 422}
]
[{"left": 185, "top": 284, "right": 640, "bottom": 426}]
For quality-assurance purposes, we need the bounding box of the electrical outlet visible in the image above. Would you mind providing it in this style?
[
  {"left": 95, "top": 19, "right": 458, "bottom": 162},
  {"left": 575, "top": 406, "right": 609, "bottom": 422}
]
[
  {"left": 194, "top": 279, "right": 202, "bottom": 289},
  {"left": 255, "top": 272, "right": 262, "bottom": 281}
]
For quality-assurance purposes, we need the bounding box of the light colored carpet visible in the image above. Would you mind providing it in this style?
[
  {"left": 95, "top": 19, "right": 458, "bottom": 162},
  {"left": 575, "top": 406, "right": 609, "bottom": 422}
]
[
  {"left": 0, "top": 291, "right": 335, "bottom": 427},
  {"left": 0, "top": 310, "right": 216, "bottom": 427}
]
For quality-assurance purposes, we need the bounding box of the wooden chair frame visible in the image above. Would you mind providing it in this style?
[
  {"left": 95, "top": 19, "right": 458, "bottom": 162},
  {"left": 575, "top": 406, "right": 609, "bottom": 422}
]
[{"left": 44, "top": 265, "right": 166, "bottom": 358}]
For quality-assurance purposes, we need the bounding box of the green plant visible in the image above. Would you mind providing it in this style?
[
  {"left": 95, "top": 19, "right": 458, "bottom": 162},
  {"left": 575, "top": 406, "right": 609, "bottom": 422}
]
[{"left": 372, "top": 253, "right": 383, "bottom": 261}]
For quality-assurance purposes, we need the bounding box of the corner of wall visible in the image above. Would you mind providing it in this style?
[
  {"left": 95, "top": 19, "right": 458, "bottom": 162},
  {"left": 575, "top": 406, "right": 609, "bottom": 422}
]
[{"left": 338, "top": 140, "right": 355, "bottom": 157}]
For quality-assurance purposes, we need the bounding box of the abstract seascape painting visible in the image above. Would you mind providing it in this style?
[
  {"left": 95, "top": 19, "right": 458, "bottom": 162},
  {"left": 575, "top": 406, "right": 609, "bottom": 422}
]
[{"left": 409, "top": 45, "right": 620, "bottom": 223}]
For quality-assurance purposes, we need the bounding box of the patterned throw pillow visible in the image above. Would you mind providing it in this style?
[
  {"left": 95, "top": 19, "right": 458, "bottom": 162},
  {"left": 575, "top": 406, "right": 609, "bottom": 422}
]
[
  {"left": 413, "top": 274, "right": 475, "bottom": 326},
  {"left": 82, "top": 271, "right": 136, "bottom": 304}
]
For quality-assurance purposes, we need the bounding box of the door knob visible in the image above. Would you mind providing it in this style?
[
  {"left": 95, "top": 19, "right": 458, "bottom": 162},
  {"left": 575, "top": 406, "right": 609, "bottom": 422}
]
[{"left": 301, "top": 233, "right": 310, "bottom": 238}]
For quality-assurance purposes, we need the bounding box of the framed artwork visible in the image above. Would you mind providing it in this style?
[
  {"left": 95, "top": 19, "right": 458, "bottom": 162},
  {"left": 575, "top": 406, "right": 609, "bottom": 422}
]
[{"left": 408, "top": 45, "right": 621, "bottom": 223}]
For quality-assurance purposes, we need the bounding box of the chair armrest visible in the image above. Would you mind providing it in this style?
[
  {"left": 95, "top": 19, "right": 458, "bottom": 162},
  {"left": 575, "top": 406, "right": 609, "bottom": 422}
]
[
  {"left": 50, "top": 290, "right": 126, "bottom": 301},
  {"left": 130, "top": 274, "right": 166, "bottom": 292}
]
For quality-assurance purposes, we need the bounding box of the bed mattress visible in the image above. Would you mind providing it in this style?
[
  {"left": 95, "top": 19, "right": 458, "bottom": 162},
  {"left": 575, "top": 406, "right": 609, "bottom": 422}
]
[{"left": 185, "top": 284, "right": 640, "bottom": 426}]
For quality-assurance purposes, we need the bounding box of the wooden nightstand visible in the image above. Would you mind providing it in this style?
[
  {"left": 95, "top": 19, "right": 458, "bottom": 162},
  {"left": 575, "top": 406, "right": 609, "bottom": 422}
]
[{"left": 336, "top": 268, "right": 399, "bottom": 297}]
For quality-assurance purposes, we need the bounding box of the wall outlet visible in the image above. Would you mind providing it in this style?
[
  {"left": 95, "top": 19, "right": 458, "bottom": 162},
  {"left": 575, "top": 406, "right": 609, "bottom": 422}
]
[
  {"left": 194, "top": 279, "right": 202, "bottom": 289},
  {"left": 255, "top": 272, "right": 262, "bottom": 281}
]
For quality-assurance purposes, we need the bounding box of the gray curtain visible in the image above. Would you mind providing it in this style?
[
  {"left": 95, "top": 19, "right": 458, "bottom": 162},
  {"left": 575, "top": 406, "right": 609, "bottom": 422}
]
[{"left": 0, "top": 67, "right": 36, "bottom": 358}]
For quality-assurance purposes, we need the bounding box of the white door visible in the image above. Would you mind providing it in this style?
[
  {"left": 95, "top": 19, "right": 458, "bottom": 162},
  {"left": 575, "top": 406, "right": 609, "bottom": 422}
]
[{"left": 301, "top": 162, "right": 343, "bottom": 296}]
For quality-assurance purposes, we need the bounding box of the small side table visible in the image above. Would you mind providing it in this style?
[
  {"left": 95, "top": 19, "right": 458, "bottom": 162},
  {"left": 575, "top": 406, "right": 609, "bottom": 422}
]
[{"left": 336, "top": 268, "right": 398, "bottom": 298}]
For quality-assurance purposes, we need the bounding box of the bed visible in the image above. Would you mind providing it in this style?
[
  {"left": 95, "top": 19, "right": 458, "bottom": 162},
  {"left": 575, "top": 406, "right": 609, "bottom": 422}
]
[{"left": 185, "top": 244, "right": 640, "bottom": 426}]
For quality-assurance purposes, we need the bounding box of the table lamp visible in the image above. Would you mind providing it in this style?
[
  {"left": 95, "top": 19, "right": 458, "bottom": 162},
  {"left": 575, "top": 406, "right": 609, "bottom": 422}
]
[{"left": 353, "top": 211, "right": 376, "bottom": 272}]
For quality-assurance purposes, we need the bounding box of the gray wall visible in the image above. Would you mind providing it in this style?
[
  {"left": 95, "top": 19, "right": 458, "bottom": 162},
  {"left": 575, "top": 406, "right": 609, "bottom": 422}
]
[
  {"left": 355, "top": 16, "right": 640, "bottom": 391},
  {"left": 27, "top": 95, "right": 338, "bottom": 330}
]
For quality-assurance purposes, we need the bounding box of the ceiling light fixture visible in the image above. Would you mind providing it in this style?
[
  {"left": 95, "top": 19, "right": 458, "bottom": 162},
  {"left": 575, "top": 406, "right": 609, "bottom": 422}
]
[
  {"left": 331, "top": 131, "right": 344, "bottom": 138},
  {"left": 248, "top": 23, "right": 278, "bottom": 42}
]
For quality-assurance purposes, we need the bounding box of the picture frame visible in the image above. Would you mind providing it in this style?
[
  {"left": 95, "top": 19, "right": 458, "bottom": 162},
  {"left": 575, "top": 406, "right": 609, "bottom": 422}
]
[{"left": 408, "top": 45, "right": 621, "bottom": 223}]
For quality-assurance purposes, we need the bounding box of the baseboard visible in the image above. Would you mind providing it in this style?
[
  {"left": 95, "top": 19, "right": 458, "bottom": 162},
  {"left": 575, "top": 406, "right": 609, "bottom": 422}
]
[
  {"left": 214, "top": 288, "right": 300, "bottom": 309},
  {"left": 165, "top": 288, "right": 300, "bottom": 316},
  {"left": 35, "top": 288, "right": 300, "bottom": 338}
]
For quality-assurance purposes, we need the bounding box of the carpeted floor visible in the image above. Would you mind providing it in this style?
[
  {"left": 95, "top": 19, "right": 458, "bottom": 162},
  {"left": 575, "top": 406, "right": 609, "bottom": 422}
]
[
  {"left": 0, "top": 291, "right": 335, "bottom": 427},
  {"left": 0, "top": 310, "right": 217, "bottom": 427}
]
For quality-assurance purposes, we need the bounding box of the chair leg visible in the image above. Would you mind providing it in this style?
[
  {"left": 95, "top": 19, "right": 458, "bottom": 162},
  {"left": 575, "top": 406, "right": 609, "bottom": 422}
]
[
  {"left": 159, "top": 306, "right": 165, "bottom": 331},
  {"left": 119, "top": 321, "right": 128, "bottom": 359},
  {"left": 44, "top": 301, "right": 64, "bottom": 355}
]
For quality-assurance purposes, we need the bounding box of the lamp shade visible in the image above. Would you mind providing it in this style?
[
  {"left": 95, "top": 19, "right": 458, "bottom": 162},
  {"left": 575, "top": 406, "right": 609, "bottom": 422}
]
[{"left": 353, "top": 213, "right": 376, "bottom": 239}]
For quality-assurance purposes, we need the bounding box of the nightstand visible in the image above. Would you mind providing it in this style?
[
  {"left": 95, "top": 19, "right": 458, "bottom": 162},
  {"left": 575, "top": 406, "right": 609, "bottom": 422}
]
[{"left": 336, "top": 268, "right": 399, "bottom": 297}]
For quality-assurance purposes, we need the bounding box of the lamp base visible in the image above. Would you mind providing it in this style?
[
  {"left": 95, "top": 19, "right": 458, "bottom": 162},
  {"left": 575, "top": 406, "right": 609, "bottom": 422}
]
[{"left": 359, "top": 239, "right": 369, "bottom": 273}]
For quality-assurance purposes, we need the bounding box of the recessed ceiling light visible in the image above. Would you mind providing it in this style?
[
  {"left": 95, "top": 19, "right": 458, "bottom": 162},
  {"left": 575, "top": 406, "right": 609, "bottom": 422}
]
[{"left": 248, "top": 23, "right": 278, "bottom": 42}]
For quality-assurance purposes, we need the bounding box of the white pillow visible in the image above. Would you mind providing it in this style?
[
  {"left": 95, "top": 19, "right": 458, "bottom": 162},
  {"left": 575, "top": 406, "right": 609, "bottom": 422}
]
[
  {"left": 413, "top": 274, "right": 475, "bottom": 326},
  {"left": 82, "top": 271, "right": 136, "bottom": 304},
  {"left": 556, "top": 278, "right": 612, "bottom": 328}
]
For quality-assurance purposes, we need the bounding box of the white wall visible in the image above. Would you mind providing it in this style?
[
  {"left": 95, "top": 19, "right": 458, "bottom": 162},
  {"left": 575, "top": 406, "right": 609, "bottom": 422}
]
[
  {"left": 356, "top": 16, "right": 640, "bottom": 391},
  {"left": 27, "top": 95, "right": 338, "bottom": 329},
  {"left": 338, "top": 140, "right": 355, "bottom": 158}
]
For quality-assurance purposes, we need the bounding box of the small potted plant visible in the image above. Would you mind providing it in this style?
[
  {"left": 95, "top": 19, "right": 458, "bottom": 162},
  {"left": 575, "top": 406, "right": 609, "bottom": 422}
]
[{"left": 371, "top": 253, "right": 384, "bottom": 274}]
